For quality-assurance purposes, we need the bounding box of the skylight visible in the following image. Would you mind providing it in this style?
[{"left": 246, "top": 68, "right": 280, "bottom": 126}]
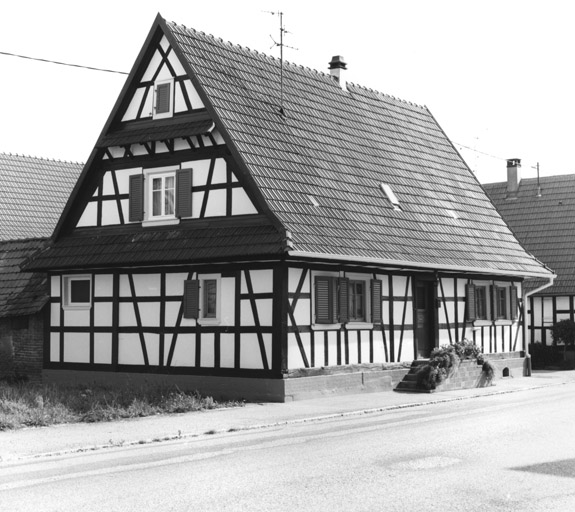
[{"left": 380, "top": 183, "right": 401, "bottom": 210}]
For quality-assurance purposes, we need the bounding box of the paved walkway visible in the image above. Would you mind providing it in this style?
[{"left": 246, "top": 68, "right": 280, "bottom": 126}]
[{"left": 1, "top": 370, "right": 574, "bottom": 462}]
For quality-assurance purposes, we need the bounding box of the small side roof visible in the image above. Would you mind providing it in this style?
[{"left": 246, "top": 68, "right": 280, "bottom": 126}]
[{"left": 484, "top": 174, "right": 575, "bottom": 294}]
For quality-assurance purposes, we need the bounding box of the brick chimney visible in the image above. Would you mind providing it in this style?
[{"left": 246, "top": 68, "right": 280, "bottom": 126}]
[
  {"left": 506, "top": 158, "right": 521, "bottom": 199},
  {"left": 328, "top": 56, "right": 347, "bottom": 89}
]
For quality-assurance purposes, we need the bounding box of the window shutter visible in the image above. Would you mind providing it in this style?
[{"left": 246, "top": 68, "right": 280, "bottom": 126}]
[
  {"left": 156, "top": 82, "right": 171, "bottom": 114},
  {"left": 338, "top": 277, "right": 349, "bottom": 323},
  {"left": 315, "top": 276, "right": 336, "bottom": 324},
  {"left": 183, "top": 280, "right": 200, "bottom": 319},
  {"left": 176, "top": 168, "right": 193, "bottom": 218},
  {"left": 489, "top": 285, "right": 495, "bottom": 321},
  {"left": 510, "top": 285, "right": 518, "bottom": 320},
  {"left": 129, "top": 174, "right": 144, "bottom": 222},
  {"left": 465, "top": 283, "right": 476, "bottom": 321},
  {"left": 371, "top": 279, "right": 383, "bottom": 324}
]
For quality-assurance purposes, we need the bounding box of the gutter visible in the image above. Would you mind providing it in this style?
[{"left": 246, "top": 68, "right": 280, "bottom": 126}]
[{"left": 287, "top": 250, "right": 555, "bottom": 280}]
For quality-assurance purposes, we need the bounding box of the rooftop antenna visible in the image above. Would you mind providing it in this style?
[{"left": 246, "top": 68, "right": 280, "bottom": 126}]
[
  {"left": 264, "top": 11, "right": 298, "bottom": 116},
  {"left": 534, "top": 162, "right": 542, "bottom": 197}
]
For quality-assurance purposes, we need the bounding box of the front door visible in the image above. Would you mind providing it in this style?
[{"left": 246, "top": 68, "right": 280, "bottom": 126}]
[{"left": 414, "top": 280, "right": 437, "bottom": 358}]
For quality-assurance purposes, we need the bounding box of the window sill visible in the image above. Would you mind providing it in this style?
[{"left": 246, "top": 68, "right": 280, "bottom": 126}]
[
  {"left": 142, "top": 218, "right": 180, "bottom": 228},
  {"left": 345, "top": 322, "right": 374, "bottom": 330},
  {"left": 494, "top": 320, "right": 513, "bottom": 326},
  {"left": 62, "top": 305, "right": 92, "bottom": 311},
  {"left": 311, "top": 323, "right": 341, "bottom": 331},
  {"left": 198, "top": 318, "right": 221, "bottom": 326}
]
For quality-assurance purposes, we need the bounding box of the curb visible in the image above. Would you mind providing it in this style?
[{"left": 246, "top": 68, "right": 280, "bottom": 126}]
[{"left": 3, "top": 378, "right": 571, "bottom": 464}]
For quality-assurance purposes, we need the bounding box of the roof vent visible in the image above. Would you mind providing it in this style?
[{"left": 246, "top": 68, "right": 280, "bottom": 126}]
[
  {"left": 328, "top": 56, "right": 347, "bottom": 90},
  {"left": 380, "top": 183, "right": 401, "bottom": 210}
]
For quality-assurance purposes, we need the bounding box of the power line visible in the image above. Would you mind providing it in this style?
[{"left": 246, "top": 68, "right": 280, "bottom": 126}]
[{"left": 0, "top": 50, "right": 128, "bottom": 75}]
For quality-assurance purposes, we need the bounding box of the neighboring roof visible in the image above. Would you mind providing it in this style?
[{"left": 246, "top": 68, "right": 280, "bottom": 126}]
[
  {"left": 28, "top": 15, "right": 551, "bottom": 278},
  {"left": 0, "top": 239, "right": 48, "bottom": 318},
  {"left": 484, "top": 174, "right": 575, "bottom": 295},
  {"left": 0, "top": 153, "right": 83, "bottom": 241}
]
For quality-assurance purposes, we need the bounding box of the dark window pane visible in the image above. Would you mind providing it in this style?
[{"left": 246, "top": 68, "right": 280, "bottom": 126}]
[{"left": 70, "top": 279, "right": 90, "bottom": 303}]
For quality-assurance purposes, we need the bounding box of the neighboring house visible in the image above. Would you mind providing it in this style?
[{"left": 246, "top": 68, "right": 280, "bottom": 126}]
[
  {"left": 25, "top": 14, "right": 552, "bottom": 401},
  {"left": 484, "top": 159, "right": 570, "bottom": 345},
  {"left": 0, "top": 153, "right": 82, "bottom": 380}
]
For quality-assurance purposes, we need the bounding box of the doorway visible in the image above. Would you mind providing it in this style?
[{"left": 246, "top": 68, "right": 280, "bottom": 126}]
[{"left": 414, "top": 279, "right": 437, "bottom": 358}]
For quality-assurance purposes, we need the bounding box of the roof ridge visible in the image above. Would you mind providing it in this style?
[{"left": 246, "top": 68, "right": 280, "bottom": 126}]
[
  {"left": 166, "top": 20, "right": 424, "bottom": 108},
  {"left": 0, "top": 151, "right": 84, "bottom": 166}
]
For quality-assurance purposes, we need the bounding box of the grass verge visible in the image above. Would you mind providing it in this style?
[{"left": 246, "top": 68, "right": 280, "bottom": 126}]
[{"left": 0, "top": 381, "right": 244, "bottom": 431}]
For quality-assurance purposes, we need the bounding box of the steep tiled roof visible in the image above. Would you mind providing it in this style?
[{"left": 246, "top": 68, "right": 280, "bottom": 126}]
[
  {"left": 165, "top": 20, "right": 549, "bottom": 278},
  {"left": 0, "top": 239, "right": 48, "bottom": 318},
  {"left": 0, "top": 153, "right": 82, "bottom": 241},
  {"left": 484, "top": 175, "right": 575, "bottom": 294}
]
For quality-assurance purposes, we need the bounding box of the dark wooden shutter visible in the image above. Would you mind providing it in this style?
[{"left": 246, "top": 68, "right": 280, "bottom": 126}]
[
  {"left": 371, "top": 279, "right": 383, "bottom": 324},
  {"left": 338, "top": 277, "right": 349, "bottom": 323},
  {"left": 465, "top": 283, "right": 476, "bottom": 321},
  {"left": 156, "top": 82, "right": 171, "bottom": 114},
  {"left": 489, "top": 284, "right": 495, "bottom": 320},
  {"left": 176, "top": 168, "right": 193, "bottom": 218},
  {"left": 315, "top": 276, "right": 336, "bottom": 324},
  {"left": 183, "top": 280, "right": 200, "bottom": 319},
  {"left": 510, "top": 285, "right": 518, "bottom": 320},
  {"left": 129, "top": 174, "right": 144, "bottom": 222}
]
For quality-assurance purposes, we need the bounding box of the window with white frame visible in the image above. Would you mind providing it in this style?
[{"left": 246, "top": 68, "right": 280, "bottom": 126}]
[
  {"left": 62, "top": 275, "right": 92, "bottom": 310},
  {"left": 183, "top": 275, "right": 221, "bottom": 323},
  {"left": 129, "top": 166, "right": 193, "bottom": 225},
  {"left": 153, "top": 78, "right": 174, "bottom": 119},
  {"left": 313, "top": 272, "right": 382, "bottom": 326},
  {"left": 466, "top": 281, "right": 518, "bottom": 322}
]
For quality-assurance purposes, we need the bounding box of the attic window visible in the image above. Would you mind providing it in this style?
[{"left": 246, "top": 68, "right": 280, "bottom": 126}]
[
  {"left": 153, "top": 78, "right": 174, "bottom": 119},
  {"left": 380, "top": 183, "right": 401, "bottom": 210}
]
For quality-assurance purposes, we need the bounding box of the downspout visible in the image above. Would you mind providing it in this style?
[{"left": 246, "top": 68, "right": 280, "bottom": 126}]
[{"left": 522, "top": 272, "right": 556, "bottom": 374}]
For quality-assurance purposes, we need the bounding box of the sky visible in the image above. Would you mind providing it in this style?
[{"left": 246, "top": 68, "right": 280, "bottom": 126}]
[{"left": 1, "top": 0, "right": 573, "bottom": 184}]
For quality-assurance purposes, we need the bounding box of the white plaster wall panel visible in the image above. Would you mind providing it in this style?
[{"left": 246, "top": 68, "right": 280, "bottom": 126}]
[
  {"left": 394, "top": 276, "right": 409, "bottom": 295},
  {"left": 51, "top": 276, "right": 61, "bottom": 297},
  {"left": 120, "top": 199, "right": 130, "bottom": 223},
  {"left": 232, "top": 188, "right": 258, "bottom": 215},
  {"left": 556, "top": 296, "right": 569, "bottom": 310},
  {"left": 64, "top": 309, "right": 90, "bottom": 327},
  {"left": 138, "top": 302, "right": 161, "bottom": 327},
  {"left": 212, "top": 130, "right": 224, "bottom": 145},
  {"left": 220, "top": 277, "right": 235, "bottom": 326},
  {"left": 164, "top": 302, "right": 182, "bottom": 327},
  {"left": 159, "top": 35, "right": 169, "bottom": 52},
  {"left": 108, "top": 146, "right": 125, "bottom": 159},
  {"left": 130, "top": 145, "right": 148, "bottom": 157},
  {"left": 94, "top": 275, "right": 113, "bottom": 297},
  {"left": 220, "top": 333, "right": 235, "bottom": 368},
  {"left": 167, "top": 49, "right": 185, "bottom": 74},
  {"left": 543, "top": 297, "right": 553, "bottom": 325},
  {"left": 327, "top": 331, "right": 339, "bottom": 366},
  {"left": 397, "top": 333, "right": 415, "bottom": 362},
  {"left": 185, "top": 158, "right": 211, "bottom": 186},
  {"left": 119, "top": 303, "right": 137, "bottom": 327},
  {"left": 64, "top": 333, "right": 90, "bottom": 363},
  {"left": 239, "top": 333, "right": 266, "bottom": 369},
  {"left": 141, "top": 53, "right": 161, "bottom": 81},
  {"left": 102, "top": 172, "right": 115, "bottom": 196},
  {"left": 287, "top": 332, "right": 305, "bottom": 369},
  {"left": 292, "top": 297, "right": 311, "bottom": 326},
  {"left": 168, "top": 333, "right": 196, "bottom": 367},
  {"left": 118, "top": 333, "right": 145, "bottom": 364},
  {"left": 441, "top": 278, "right": 455, "bottom": 297},
  {"left": 141, "top": 88, "right": 153, "bottom": 118},
  {"left": 173, "top": 139, "right": 189, "bottom": 151},
  {"left": 143, "top": 333, "right": 160, "bottom": 366},
  {"left": 437, "top": 328, "right": 452, "bottom": 346},
  {"left": 155, "top": 60, "right": 173, "bottom": 83},
  {"left": 101, "top": 200, "right": 121, "bottom": 226},
  {"left": 532, "top": 297, "right": 542, "bottom": 326},
  {"left": 50, "top": 333, "right": 60, "bottom": 362},
  {"left": 94, "top": 333, "right": 112, "bottom": 364},
  {"left": 192, "top": 191, "right": 205, "bottom": 217},
  {"left": 200, "top": 333, "right": 215, "bottom": 368},
  {"left": 347, "top": 331, "right": 359, "bottom": 364},
  {"left": 116, "top": 168, "right": 141, "bottom": 194},
  {"left": 135, "top": 274, "right": 161, "bottom": 296},
  {"left": 204, "top": 189, "right": 227, "bottom": 217},
  {"left": 94, "top": 302, "right": 113, "bottom": 327},
  {"left": 119, "top": 275, "right": 130, "bottom": 296},
  {"left": 184, "top": 80, "right": 205, "bottom": 109},
  {"left": 76, "top": 202, "right": 97, "bottom": 227},
  {"left": 165, "top": 272, "right": 191, "bottom": 294},
  {"left": 210, "top": 158, "right": 227, "bottom": 184},
  {"left": 243, "top": 269, "right": 273, "bottom": 294},
  {"left": 360, "top": 332, "right": 371, "bottom": 363},
  {"left": 240, "top": 300, "right": 255, "bottom": 326},
  {"left": 201, "top": 135, "right": 213, "bottom": 147},
  {"left": 240, "top": 299, "right": 272, "bottom": 327},
  {"left": 371, "top": 330, "right": 386, "bottom": 363},
  {"left": 264, "top": 335, "right": 272, "bottom": 369},
  {"left": 50, "top": 304, "right": 60, "bottom": 327},
  {"left": 288, "top": 267, "right": 305, "bottom": 293},
  {"left": 156, "top": 142, "right": 169, "bottom": 154},
  {"left": 174, "top": 81, "right": 188, "bottom": 114},
  {"left": 122, "top": 87, "right": 146, "bottom": 122},
  {"left": 393, "top": 301, "right": 408, "bottom": 324}
]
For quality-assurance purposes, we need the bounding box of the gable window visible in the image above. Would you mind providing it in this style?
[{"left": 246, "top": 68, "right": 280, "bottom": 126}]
[
  {"left": 153, "top": 78, "right": 174, "bottom": 119},
  {"left": 183, "top": 275, "right": 221, "bottom": 324},
  {"left": 129, "top": 167, "right": 193, "bottom": 225},
  {"left": 466, "top": 282, "right": 518, "bottom": 322},
  {"left": 313, "top": 273, "right": 382, "bottom": 327},
  {"left": 63, "top": 275, "right": 92, "bottom": 310}
]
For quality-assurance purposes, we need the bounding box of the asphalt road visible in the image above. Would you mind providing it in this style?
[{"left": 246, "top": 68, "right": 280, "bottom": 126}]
[{"left": 1, "top": 385, "right": 575, "bottom": 511}]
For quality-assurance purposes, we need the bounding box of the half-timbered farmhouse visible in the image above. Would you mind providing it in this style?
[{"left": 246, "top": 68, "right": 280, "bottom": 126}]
[
  {"left": 484, "top": 159, "right": 570, "bottom": 346},
  {"left": 26, "top": 14, "right": 553, "bottom": 400},
  {"left": 0, "top": 153, "right": 82, "bottom": 381}
]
